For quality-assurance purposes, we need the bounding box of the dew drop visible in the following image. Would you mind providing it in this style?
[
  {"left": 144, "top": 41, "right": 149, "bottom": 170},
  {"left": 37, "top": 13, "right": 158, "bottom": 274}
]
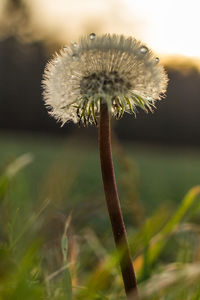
[
  {"left": 72, "top": 54, "right": 79, "bottom": 61},
  {"left": 71, "top": 75, "right": 76, "bottom": 79},
  {"left": 89, "top": 33, "right": 96, "bottom": 40},
  {"left": 72, "top": 42, "right": 78, "bottom": 48},
  {"left": 139, "top": 46, "right": 148, "bottom": 54},
  {"left": 155, "top": 57, "right": 159, "bottom": 64},
  {"left": 146, "top": 96, "right": 152, "bottom": 101}
]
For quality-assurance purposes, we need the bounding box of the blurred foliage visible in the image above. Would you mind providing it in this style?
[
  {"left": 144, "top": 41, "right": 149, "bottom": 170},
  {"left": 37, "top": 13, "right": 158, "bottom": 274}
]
[
  {"left": 0, "top": 134, "right": 200, "bottom": 299},
  {"left": 0, "top": 0, "right": 31, "bottom": 40}
]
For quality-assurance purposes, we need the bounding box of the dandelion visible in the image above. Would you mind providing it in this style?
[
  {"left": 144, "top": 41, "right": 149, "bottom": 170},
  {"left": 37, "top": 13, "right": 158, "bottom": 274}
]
[
  {"left": 43, "top": 33, "right": 168, "bottom": 126},
  {"left": 42, "top": 33, "right": 168, "bottom": 300}
]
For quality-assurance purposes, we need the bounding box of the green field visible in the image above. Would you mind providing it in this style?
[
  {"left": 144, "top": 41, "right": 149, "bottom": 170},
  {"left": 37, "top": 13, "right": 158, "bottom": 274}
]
[
  {"left": 1, "top": 131, "right": 200, "bottom": 299},
  {"left": 1, "top": 131, "right": 200, "bottom": 212}
]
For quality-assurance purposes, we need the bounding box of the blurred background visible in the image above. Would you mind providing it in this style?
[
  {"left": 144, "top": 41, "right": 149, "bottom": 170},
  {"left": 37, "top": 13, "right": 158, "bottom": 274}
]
[
  {"left": 0, "top": 0, "right": 200, "bottom": 215},
  {"left": 0, "top": 0, "right": 200, "bottom": 144},
  {"left": 1, "top": 0, "right": 200, "bottom": 222},
  {"left": 0, "top": 1, "right": 200, "bottom": 299}
]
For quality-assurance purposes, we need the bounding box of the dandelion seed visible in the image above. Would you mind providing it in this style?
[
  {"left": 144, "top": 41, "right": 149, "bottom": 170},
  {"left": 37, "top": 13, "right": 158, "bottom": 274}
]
[{"left": 42, "top": 33, "right": 168, "bottom": 126}]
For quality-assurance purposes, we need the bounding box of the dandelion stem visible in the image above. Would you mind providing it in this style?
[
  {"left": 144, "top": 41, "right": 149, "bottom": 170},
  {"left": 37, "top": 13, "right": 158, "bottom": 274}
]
[{"left": 98, "top": 102, "right": 139, "bottom": 299}]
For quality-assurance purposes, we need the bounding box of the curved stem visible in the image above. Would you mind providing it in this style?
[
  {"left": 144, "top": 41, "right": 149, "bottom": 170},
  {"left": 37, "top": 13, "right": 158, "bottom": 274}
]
[{"left": 98, "top": 103, "right": 139, "bottom": 299}]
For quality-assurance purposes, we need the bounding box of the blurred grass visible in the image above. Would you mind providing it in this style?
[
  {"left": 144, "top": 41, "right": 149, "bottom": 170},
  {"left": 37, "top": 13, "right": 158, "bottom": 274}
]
[
  {"left": 1, "top": 131, "right": 200, "bottom": 299},
  {"left": 0, "top": 131, "right": 200, "bottom": 213}
]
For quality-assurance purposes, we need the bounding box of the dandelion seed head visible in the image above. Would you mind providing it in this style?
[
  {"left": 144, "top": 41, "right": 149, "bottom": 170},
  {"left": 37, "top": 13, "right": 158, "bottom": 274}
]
[{"left": 42, "top": 33, "right": 168, "bottom": 126}]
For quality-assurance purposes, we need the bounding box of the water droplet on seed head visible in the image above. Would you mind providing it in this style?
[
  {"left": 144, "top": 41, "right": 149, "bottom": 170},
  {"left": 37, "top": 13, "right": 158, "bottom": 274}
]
[
  {"left": 72, "top": 54, "right": 79, "bottom": 61},
  {"left": 155, "top": 57, "right": 159, "bottom": 64},
  {"left": 139, "top": 46, "right": 148, "bottom": 54},
  {"left": 89, "top": 33, "right": 96, "bottom": 40}
]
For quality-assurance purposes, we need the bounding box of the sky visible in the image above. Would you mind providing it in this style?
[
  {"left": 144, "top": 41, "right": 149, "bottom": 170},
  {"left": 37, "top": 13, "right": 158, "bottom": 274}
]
[
  {"left": 2, "top": 0, "right": 200, "bottom": 59},
  {"left": 126, "top": 0, "right": 200, "bottom": 58},
  {"left": 29, "top": 0, "right": 200, "bottom": 58}
]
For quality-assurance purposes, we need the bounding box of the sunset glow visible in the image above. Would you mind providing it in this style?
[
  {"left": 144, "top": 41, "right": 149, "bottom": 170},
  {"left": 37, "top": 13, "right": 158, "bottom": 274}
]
[
  {"left": 124, "top": 0, "right": 200, "bottom": 58},
  {"left": 24, "top": 0, "right": 200, "bottom": 58}
]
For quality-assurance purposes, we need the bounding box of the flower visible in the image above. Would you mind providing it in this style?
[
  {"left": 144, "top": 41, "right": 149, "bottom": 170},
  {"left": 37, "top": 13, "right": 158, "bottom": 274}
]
[{"left": 42, "top": 33, "right": 168, "bottom": 126}]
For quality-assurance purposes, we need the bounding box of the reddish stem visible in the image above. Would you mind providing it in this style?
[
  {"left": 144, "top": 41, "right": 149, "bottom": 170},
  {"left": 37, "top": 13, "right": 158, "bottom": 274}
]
[{"left": 98, "top": 103, "right": 139, "bottom": 299}]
